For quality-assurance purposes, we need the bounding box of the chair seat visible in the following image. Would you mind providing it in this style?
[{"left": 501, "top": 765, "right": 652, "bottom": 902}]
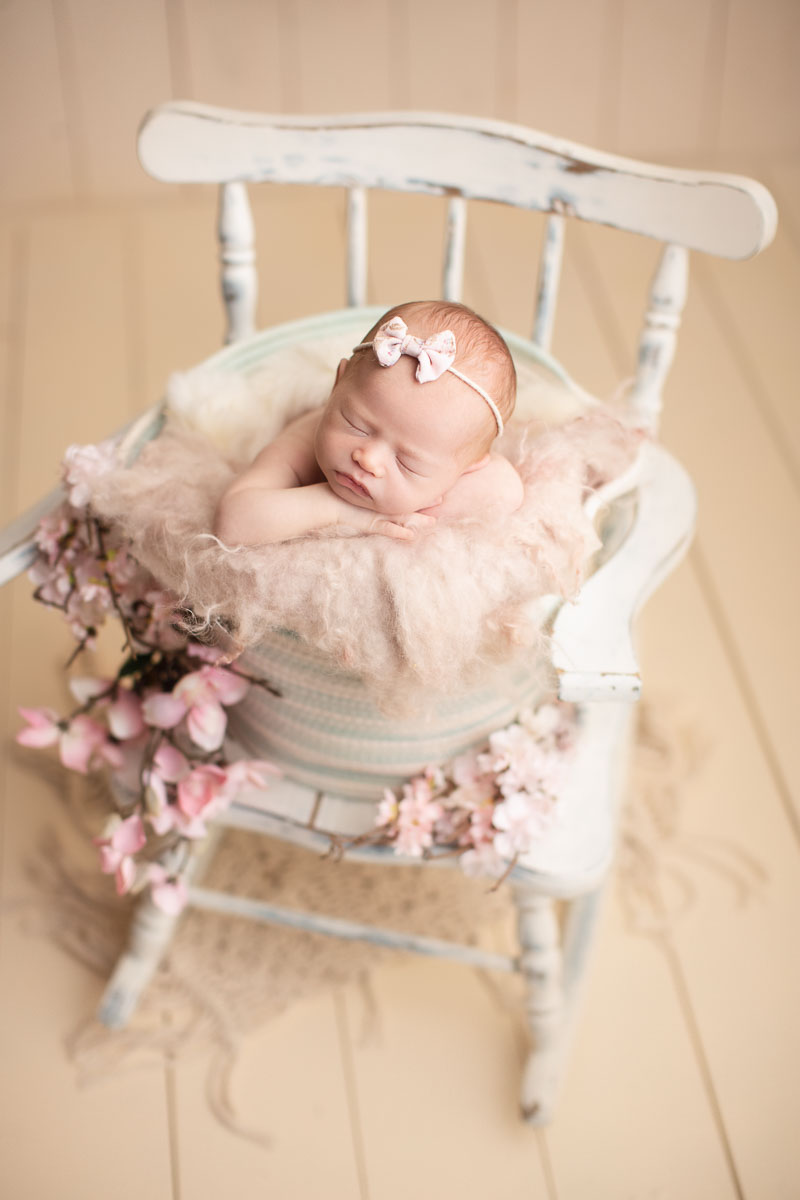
[{"left": 219, "top": 692, "right": 627, "bottom": 898}]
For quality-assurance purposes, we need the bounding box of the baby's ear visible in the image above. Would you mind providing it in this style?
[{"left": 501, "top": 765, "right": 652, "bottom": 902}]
[{"left": 335, "top": 358, "right": 350, "bottom": 384}]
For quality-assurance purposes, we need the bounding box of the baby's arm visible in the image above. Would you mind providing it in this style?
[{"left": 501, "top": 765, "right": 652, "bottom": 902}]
[
  {"left": 213, "top": 411, "right": 434, "bottom": 546},
  {"left": 422, "top": 454, "right": 524, "bottom": 521},
  {"left": 213, "top": 411, "right": 334, "bottom": 545}
]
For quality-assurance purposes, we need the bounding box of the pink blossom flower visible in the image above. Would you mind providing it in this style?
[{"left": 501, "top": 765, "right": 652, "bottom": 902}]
[
  {"left": 60, "top": 714, "right": 122, "bottom": 773},
  {"left": 62, "top": 441, "right": 118, "bottom": 508},
  {"left": 459, "top": 843, "right": 507, "bottom": 879},
  {"left": 94, "top": 812, "right": 146, "bottom": 894},
  {"left": 107, "top": 688, "right": 146, "bottom": 740},
  {"left": 153, "top": 743, "right": 190, "bottom": 783},
  {"left": 115, "top": 855, "right": 138, "bottom": 895},
  {"left": 175, "top": 764, "right": 231, "bottom": 835},
  {"left": 112, "top": 732, "right": 150, "bottom": 794},
  {"left": 174, "top": 665, "right": 249, "bottom": 709},
  {"left": 141, "top": 667, "right": 249, "bottom": 751},
  {"left": 520, "top": 703, "right": 563, "bottom": 740},
  {"left": 144, "top": 772, "right": 181, "bottom": 835},
  {"left": 448, "top": 750, "right": 496, "bottom": 809},
  {"left": 481, "top": 722, "right": 561, "bottom": 799},
  {"left": 17, "top": 707, "right": 61, "bottom": 749},
  {"left": 186, "top": 700, "right": 227, "bottom": 752},
  {"left": 468, "top": 803, "right": 496, "bottom": 845},
  {"left": 33, "top": 510, "right": 71, "bottom": 559},
  {"left": 377, "top": 789, "right": 399, "bottom": 828},
  {"left": 422, "top": 762, "right": 446, "bottom": 792},
  {"left": 393, "top": 783, "right": 444, "bottom": 857},
  {"left": 224, "top": 759, "right": 281, "bottom": 790},
  {"left": 148, "top": 864, "right": 188, "bottom": 914},
  {"left": 141, "top": 690, "right": 187, "bottom": 729},
  {"left": 492, "top": 791, "right": 553, "bottom": 858},
  {"left": 19, "top": 709, "right": 123, "bottom": 775},
  {"left": 68, "top": 676, "right": 112, "bottom": 705}
]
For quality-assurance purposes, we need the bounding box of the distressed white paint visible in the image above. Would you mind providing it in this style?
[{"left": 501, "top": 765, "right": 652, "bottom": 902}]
[
  {"left": 218, "top": 180, "right": 257, "bottom": 343},
  {"left": 533, "top": 213, "right": 565, "bottom": 351},
  {"left": 187, "top": 886, "right": 517, "bottom": 972},
  {"left": 138, "top": 103, "right": 777, "bottom": 259},
  {"left": 629, "top": 243, "right": 690, "bottom": 434},
  {"left": 346, "top": 186, "right": 368, "bottom": 307},
  {"left": 442, "top": 196, "right": 467, "bottom": 301},
  {"left": 0, "top": 487, "right": 64, "bottom": 586},
  {"left": 98, "top": 830, "right": 222, "bottom": 1028},
  {"left": 552, "top": 443, "right": 697, "bottom": 701},
  {"left": 513, "top": 889, "right": 565, "bottom": 1123}
]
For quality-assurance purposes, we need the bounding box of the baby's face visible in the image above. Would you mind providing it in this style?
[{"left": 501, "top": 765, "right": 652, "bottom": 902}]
[{"left": 315, "top": 355, "right": 490, "bottom": 515}]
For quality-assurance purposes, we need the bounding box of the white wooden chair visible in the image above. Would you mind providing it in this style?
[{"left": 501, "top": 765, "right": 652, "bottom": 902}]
[{"left": 0, "top": 104, "right": 776, "bottom": 1124}]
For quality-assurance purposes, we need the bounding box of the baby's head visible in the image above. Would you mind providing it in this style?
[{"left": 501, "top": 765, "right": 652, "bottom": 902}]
[{"left": 314, "top": 301, "right": 516, "bottom": 515}]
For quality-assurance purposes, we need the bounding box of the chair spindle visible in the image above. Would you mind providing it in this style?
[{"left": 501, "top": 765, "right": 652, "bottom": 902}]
[
  {"left": 443, "top": 196, "right": 467, "bottom": 302},
  {"left": 346, "top": 186, "right": 368, "bottom": 307},
  {"left": 532, "top": 213, "right": 565, "bottom": 352},
  {"left": 628, "top": 243, "right": 689, "bottom": 435},
  {"left": 218, "top": 181, "right": 258, "bottom": 344}
]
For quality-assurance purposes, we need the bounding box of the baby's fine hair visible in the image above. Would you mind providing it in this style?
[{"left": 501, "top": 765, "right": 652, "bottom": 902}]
[{"left": 359, "top": 299, "right": 517, "bottom": 428}]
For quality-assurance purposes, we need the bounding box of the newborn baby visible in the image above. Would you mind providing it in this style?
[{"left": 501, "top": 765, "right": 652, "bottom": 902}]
[{"left": 213, "top": 300, "right": 524, "bottom": 545}]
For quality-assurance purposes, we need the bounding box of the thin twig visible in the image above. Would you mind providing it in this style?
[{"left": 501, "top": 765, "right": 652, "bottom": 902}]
[{"left": 93, "top": 519, "right": 137, "bottom": 661}]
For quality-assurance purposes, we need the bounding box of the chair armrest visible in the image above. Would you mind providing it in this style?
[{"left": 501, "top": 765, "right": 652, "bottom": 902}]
[
  {"left": 0, "top": 487, "right": 65, "bottom": 587},
  {"left": 0, "top": 405, "right": 165, "bottom": 590},
  {"left": 552, "top": 442, "right": 696, "bottom": 702}
]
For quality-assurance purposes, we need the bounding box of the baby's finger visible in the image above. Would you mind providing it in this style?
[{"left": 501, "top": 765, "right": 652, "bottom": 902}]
[
  {"left": 378, "top": 520, "right": 416, "bottom": 541},
  {"left": 405, "top": 512, "right": 437, "bottom": 530}
]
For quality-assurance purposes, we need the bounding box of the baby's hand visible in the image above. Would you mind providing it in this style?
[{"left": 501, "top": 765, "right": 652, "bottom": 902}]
[
  {"left": 327, "top": 490, "right": 436, "bottom": 541},
  {"left": 368, "top": 511, "right": 437, "bottom": 541}
]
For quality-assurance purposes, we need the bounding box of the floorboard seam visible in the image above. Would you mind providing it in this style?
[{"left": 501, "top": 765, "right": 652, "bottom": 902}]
[
  {"left": 334, "top": 988, "right": 372, "bottom": 1200},
  {"left": 690, "top": 543, "right": 800, "bottom": 847},
  {"left": 694, "top": 257, "right": 800, "bottom": 493},
  {"left": 660, "top": 930, "right": 746, "bottom": 1200}
]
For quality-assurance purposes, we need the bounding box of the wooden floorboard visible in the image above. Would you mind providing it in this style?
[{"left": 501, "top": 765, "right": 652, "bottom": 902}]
[
  {"left": 573, "top": 218, "right": 800, "bottom": 827},
  {"left": 0, "top": 208, "right": 175, "bottom": 1198},
  {"left": 339, "top": 957, "right": 554, "bottom": 1200},
  {"left": 170, "top": 991, "right": 367, "bottom": 1199},
  {"left": 638, "top": 563, "right": 800, "bottom": 1200}
]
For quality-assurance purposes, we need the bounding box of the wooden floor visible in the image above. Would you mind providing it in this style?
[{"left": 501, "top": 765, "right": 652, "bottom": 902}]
[{"left": 0, "top": 159, "right": 798, "bottom": 1198}]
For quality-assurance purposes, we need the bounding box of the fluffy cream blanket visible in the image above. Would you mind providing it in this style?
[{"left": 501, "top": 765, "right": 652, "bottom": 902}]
[{"left": 87, "top": 347, "right": 640, "bottom": 710}]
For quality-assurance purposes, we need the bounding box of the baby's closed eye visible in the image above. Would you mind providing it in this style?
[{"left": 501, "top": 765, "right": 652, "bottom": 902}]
[{"left": 397, "top": 457, "right": 424, "bottom": 477}]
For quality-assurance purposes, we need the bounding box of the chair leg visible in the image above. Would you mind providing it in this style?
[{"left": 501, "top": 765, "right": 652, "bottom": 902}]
[
  {"left": 513, "top": 881, "right": 608, "bottom": 1124},
  {"left": 97, "top": 826, "right": 223, "bottom": 1029},
  {"left": 562, "top": 883, "right": 607, "bottom": 1024},
  {"left": 513, "top": 886, "right": 567, "bottom": 1125}
]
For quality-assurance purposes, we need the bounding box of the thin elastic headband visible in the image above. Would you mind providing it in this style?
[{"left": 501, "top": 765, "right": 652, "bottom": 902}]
[{"left": 353, "top": 316, "right": 504, "bottom": 436}]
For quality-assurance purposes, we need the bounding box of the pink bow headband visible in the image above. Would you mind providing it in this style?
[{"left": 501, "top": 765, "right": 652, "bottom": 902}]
[{"left": 353, "top": 316, "right": 504, "bottom": 436}]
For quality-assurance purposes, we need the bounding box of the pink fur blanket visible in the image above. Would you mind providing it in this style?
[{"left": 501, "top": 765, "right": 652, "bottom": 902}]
[{"left": 87, "top": 407, "right": 639, "bottom": 711}]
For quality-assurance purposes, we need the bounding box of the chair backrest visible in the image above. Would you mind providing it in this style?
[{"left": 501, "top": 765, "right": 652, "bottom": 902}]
[{"left": 138, "top": 103, "right": 777, "bottom": 434}]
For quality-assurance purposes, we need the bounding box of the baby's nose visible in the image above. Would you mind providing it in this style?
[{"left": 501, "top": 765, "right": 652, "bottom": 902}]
[{"left": 352, "top": 443, "right": 384, "bottom": 477}]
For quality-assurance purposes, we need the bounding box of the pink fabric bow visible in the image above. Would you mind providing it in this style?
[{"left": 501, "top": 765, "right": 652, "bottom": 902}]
[{"left": 371, "top": 317, "right": 457, "bottom": 382}]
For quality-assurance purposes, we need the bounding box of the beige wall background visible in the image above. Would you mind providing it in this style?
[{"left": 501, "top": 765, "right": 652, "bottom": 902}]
[{"left": 2, "top": 0, "right": 799, "bottom": 207}]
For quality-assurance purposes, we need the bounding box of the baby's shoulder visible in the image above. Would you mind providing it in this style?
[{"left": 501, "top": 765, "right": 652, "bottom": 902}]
[
  {"left": 242, "top": 405, "right": 322, "bottom": 487},
  {"left": 481, "top": 452, "right": 524, "bottom": 511},
  {"left": 279, "top": 405, "right": 323, "bottom": 441}
]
